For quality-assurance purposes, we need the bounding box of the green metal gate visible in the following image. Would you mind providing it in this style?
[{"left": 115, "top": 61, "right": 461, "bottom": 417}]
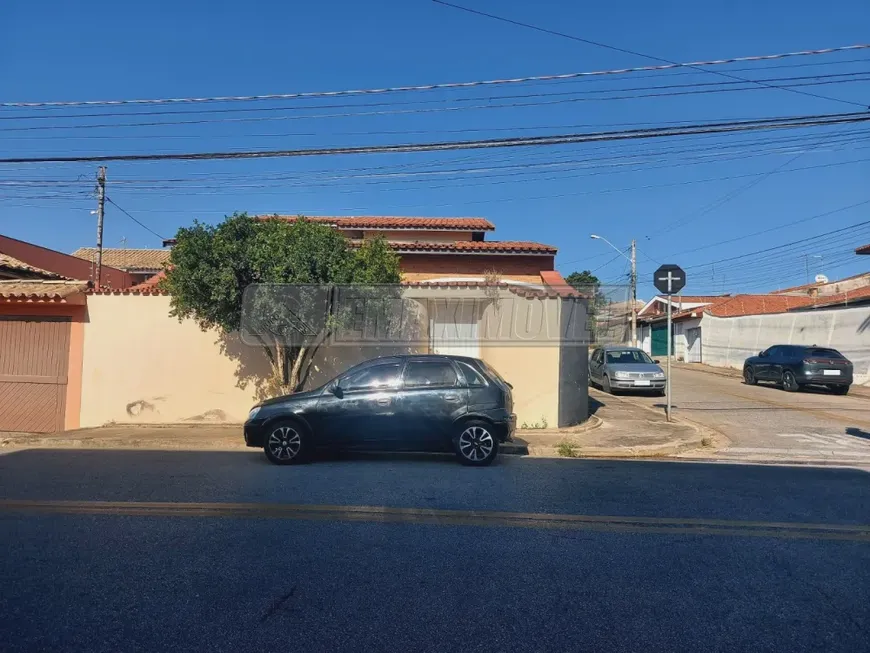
[{"left": 651, "top": 322, "right": 670, "bottom": 357}]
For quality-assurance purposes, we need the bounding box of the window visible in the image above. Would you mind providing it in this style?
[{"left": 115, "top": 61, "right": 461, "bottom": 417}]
[
  {"left": 341, "top": 363, "right": 402, "bottom": 392},
  {"left": 404, "top": 361, "right": 458, "bottom": 389},
  {"left": 805, "top": 348, "right": 845, "bottom": 359},
  {"left": 605, "top": 349, "right": 654, "bottom": 365},
  {"left": 457, "top": 361, "right": 487, "bottom": 387}
]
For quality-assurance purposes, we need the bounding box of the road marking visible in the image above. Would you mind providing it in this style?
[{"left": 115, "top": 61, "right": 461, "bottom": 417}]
[
  {"left": 724, "top": 447, "right": 870, "bottom": 458},
  {"left": 2, "top": 500, "right": 869, "bottom": 542},
  {"left": 776, "top": 433, "right": 870, "bottom": 451}
]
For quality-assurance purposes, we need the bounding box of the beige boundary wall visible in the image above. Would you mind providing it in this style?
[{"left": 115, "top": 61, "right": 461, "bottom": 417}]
[{"left": 80, "top": 291, "right": 570, "bottom": 428}]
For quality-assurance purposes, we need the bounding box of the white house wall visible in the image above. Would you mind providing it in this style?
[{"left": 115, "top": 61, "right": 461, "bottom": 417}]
[{"left": 699, "top": 306, "right": 870, "bottom": 385}]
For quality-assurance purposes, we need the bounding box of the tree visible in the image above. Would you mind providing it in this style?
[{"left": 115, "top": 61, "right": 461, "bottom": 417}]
[
  {"left": 565, "top": 270, "right": 601, "bottom": 292},
  {"left": 161, "top": 213, "right": 401, "bottom": 395},
  {"left": 566, "top": 270, "right": 606, "bottom": 343}
]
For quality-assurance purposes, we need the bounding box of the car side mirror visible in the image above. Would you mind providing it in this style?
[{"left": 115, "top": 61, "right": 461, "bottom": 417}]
[
  {"left": 654, "top": 359, "right": 660, "bottom": 364},
  {"left": 331, "top": 384, "right": 344, "bottom": 398},
  {"left": 758, "top": 351, "right": 766, "bottom": 357}
]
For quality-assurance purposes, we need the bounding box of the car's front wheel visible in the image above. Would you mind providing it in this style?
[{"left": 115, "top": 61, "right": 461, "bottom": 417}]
[
  {"left": 264, "top": 420, "right": 309, "bottom": 465},
  {"left": 743, "top": 366, "right": 756, "bottom": 385},
  {"left": 455, "top": 420, "right": 499, "bottom": 466},
  {"left": 830, "top": 385, "right": 850, "bottom": 395}
]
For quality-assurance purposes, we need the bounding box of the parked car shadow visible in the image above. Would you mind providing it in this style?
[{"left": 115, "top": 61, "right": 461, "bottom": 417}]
[{"left": 845, "top": 427, "right": 870, "bottom": 441}]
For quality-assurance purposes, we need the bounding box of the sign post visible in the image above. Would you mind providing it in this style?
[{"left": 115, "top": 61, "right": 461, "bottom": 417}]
[{"left": 653, "top": 264, "right": 686, "bottom": 422}]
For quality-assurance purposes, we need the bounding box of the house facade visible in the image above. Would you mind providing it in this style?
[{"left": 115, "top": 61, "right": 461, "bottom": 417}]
[
  {"left": 1, "top": 217, "right": 589, "bottom": 433},
  {"left": 0, "top": 246, "right": 91, "bottom": 433}
]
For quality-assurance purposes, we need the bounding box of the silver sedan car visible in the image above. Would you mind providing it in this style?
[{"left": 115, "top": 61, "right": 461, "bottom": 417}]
[{"left": 589, "top": 346, "right": 666, "bottom": 395}]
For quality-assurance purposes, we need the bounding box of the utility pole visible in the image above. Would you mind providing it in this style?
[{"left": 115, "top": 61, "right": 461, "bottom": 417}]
[
  {"left": 95, "top": 166, "right": 106, "bottom": 290},
  {"left": 630, "top": 239, "right": 637, "bottom": 347}
]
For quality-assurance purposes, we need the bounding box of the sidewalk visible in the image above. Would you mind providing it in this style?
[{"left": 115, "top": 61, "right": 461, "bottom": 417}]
[
  {"left": 1, "top": 393, "right": 715, "bottom": 460},
  {"left": 672, "top": 361, "right": 870, "bottom": 400}
]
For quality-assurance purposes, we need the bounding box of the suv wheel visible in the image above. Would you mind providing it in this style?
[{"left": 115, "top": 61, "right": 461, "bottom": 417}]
[
  {"left": 782, "top": 371, "right": 800, "bottom": 393},
  {"left": 455, "top": 420, "right": 499, "bottom": 467},
  {"left": 743, "top": 366, "right": 756, "bottom": 385},
  {"left": 264, "top": 420, "right": 308, "bottom": 465},
  {"left": 831, "top": 385, "right": 850, "bottom": 395}
]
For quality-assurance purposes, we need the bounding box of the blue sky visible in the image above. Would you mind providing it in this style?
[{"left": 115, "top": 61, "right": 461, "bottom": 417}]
[{"left": 1, "top": 0, "right": 868, "bottom": 298}]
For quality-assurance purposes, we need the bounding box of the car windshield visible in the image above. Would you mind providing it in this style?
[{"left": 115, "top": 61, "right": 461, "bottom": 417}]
[{"left": 606, "top": 350, "right": 654, "bottom": 365}]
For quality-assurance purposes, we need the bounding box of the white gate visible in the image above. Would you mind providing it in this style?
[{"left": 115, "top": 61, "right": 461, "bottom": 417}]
[
  {"left": 429, "top": 299, "right": 480, "bottom": 358},
  {"left": 686, "top": 327, "right": 702, "bottom": 363}
]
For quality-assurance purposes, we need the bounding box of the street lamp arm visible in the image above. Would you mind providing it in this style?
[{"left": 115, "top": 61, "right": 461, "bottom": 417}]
[{"left": 590, "top": 234, "right": 632, "bottom": 263}]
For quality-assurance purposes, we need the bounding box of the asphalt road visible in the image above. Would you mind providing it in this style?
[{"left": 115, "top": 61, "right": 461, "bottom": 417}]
[
  {"left": 2, "top": 449, "right": 869, "bottom": 652},
  {"left": 620, "top": 367, "right": 870, "bottom": 463}
]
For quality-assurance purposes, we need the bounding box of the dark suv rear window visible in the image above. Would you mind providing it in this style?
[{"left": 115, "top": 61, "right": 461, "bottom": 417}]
[{"left": 804, "top": 348, "right": 845, "bottom": 359}]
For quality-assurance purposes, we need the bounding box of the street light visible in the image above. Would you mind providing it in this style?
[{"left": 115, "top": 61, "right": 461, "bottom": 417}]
[{"left": 590, "top": 234, "right": 637, "bottom": 347}]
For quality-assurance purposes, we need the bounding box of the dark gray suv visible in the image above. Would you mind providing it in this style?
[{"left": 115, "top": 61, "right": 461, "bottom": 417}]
[{"left": 244, "top": 354, "right": 516, "bottom": 466}]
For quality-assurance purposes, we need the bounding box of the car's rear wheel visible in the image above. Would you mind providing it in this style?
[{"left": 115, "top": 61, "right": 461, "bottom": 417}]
[
  {"left": 782, "top": 371, "right": 800, "bottom": 393},
  {"left": 264, "top": 420, "right": 308, "bottom": 465},
  {"left": 830, "top": 384, "right": 850, "bottom": 395},
  {"left": 743, "top": 366, "right": 756, "bottom": 385},
  {"left": 455, "top": 420, "right": 499, "bottom": 467}
]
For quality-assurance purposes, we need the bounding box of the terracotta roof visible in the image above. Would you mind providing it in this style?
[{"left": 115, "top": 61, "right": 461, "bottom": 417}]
[
  {"left": 0, "top": 280, "right": 88, "bottom": 301},
  {"left": 705, "top": 294, "right": 817, "bottom": 317},
  {"left": 856, "top": 243, "right": 870, "bottom": 255},
  {"left": 263, "top": 216, "right": 495, "bottom": 231},
  {"left": 71, "top": 247, "right": 171, "bottom": 271},
  {"left": 128, "top": 270, "right": 167, "bottom": 292},
  {"left": 795, "top": 285, "right": 870, "bottom": 309},
  {"left": 0, "top": 253, "right": 66, "bottom": 279},
  {"left": 385, "top": 240, "right": 556, "bottom": 254}
]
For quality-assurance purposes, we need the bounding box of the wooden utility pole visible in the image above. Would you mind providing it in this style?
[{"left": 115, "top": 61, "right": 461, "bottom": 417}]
[
  {"left": 95, "top": 166, "right": 106, "bottom": 290},
  {"left": 630, "top": 239, "right": 637, "bottom": 347}
]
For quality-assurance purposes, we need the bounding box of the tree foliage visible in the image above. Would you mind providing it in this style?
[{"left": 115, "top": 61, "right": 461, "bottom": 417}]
[{"left": 161, "top": 213, "right": 401, "bottom": 395}]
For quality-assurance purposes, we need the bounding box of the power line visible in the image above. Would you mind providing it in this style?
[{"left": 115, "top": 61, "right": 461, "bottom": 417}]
[
  {"left": 664, "top": 198, "right": 870, "bottom": 260},
  {"left": 3, "top": 44, "right": 869, "bottom": 109},
  {"left": 105, "top": 196, "right": 166, "bottom": 240},
  {"left": 4, "top": 75, "right": 869, "bottom": 134},
  {"left": 2, "top": 111, "right": 868, "bottom": 164},
  {"left": 432, "top": 0, "right": 869, "bottom": 109},
  {"left": 683, "top": 219, "right": 870, "bottom": 271},
  {"left": 5, "top": 71, "right": 868, "bottom": 124}
]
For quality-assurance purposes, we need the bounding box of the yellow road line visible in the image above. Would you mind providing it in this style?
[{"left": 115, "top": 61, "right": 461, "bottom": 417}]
[
  {"left": 715, "top": 387, "right": 870, "bottom": 428},
  {"left": 2, "top": 499, "right": 869, "bottom": 542}
]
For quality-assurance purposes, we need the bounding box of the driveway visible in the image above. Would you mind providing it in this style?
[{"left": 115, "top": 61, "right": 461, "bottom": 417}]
[
  {"left": 617, "top": 366, "right": 870, "bottom": 464},
  {"left": 1, "top": 449, "right": 869, "bottom": 652}
]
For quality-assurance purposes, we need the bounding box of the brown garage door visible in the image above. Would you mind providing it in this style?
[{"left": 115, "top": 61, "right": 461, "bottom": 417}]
[{"left": 0, "top": 316, "right": 71, "bottom": 433}]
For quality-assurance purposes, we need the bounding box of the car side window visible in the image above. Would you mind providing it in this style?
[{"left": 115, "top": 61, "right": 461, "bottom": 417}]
[
  {"left": 764, "top": 346, "right": 779, "bottom": 358},
  {"left": 592, "top": 349, "right": 602, "bottom": 364},
  {"left": 404, "top": 361, "right": 458, "bottom": 389},
  {"left": 341, "top": 363, "right": 402, "bottom": 392},
  {"left": 456, "top": 361, "right": 487, "bottom": 387}
]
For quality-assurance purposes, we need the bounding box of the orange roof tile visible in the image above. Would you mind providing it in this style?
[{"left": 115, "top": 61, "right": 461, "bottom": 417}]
[
  {"left": 705, "top": 294, "right": 817, "bottom": 317},
  {"left": 0, "top": 280, "right": 88, "bottom": 301},
  {"left": 0, "top": 253, "right": 67, "bottom": 279},
  {"left": 797, "top": 285, "right": 870, "bottom": 309},
  {"left": 262, "top": 216, "right": 495, "bottom": 231},
  {"left": 72, "top": 247, "right": 171, "bottom": 271},
  {"left": 386, "top": 240, "right": 556, "bottom": 254}
]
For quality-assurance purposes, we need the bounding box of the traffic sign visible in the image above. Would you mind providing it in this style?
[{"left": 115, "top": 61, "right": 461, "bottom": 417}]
[{"left": 653, "top": 264, "right": 686, "bottom": 296}]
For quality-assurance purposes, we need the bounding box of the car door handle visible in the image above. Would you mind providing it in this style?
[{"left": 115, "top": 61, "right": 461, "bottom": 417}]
[
  {"left": 376, "top": 397, "right": 391, "bottom": 406},
  {"left": 444, "top": 394, "right": 460, "bottom": 402}
]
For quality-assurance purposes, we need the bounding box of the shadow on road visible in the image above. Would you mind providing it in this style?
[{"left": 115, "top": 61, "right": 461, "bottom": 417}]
[{"left": 845, "top": 427, "right": 870, "bottom": 441}]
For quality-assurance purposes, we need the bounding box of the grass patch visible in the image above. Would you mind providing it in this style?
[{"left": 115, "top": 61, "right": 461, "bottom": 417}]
[{"left": 556, "top": 441, "right": 579, "bottom": 458}]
